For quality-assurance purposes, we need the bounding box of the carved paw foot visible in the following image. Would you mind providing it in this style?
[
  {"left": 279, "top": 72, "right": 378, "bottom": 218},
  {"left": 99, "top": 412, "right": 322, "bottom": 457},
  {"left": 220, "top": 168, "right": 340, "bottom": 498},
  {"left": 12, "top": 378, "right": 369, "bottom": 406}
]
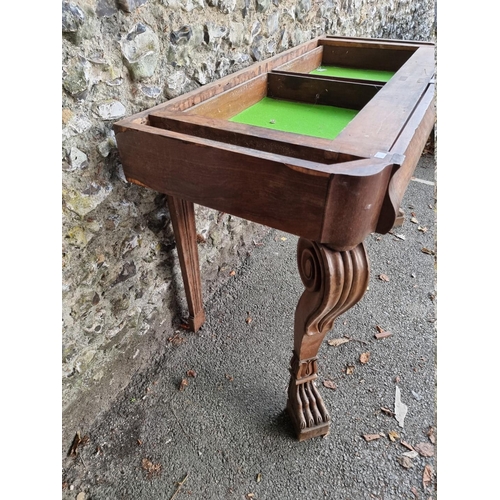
[{"left": 287, "top": 379, "right": 330, "bottom": 441}]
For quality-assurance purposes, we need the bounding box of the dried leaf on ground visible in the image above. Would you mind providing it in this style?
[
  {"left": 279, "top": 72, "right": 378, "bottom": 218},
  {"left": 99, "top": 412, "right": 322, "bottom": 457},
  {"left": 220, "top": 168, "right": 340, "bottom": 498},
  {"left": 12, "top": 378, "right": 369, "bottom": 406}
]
[
  {"left": 179, "top": 378, "right": 188, "bottom": 391},
  {"left": 245, "top": 315, "right": 252, "bottom": 324},
  {"left": 403, "top": 450, "right": 419, "bottom": 459},
  {"left": 359, "top": 352, "right": 370, "bottom": 364},
  {"left": 328, "top": 337, "right": 350, "bottom": 347},
  {"left": 225, "top": 374, "right": 234, "bottom": 381},
  {"left": 421, "top": 247, "right": 435, "bottom": 255},
  {"left": 375, "top": 330, "right": 393, "bottom": 339},
  {"left": 323, "top": 379, "right": 337, "bottom": 390},
  {"left": 229, "top": 270, "right": 236, "bottom": 276},
  {"left": 414, "top": 442, "right": 435, "bottom": 457},
  {"left": 68, "top": 432, "right": 89, "bottom": 457},
  {"left": 397, "top": 456, "right": 414, "bottom": 469},
  {"left": 388, "top": 430, "right": 400, "bottom": 442},
  {"left": 410, "top": 217, "right": 419, "bottom": 224},
  {"left": 411, "top": 486, "right": 419, "bottom": 498},
  {"left": 186, "top": 369, "right": 197, "bottom": 378},
  {"left": 280, "top": 237, "right": 287, "bottom": 241},
  {"left": 168, "top": 334, "right": 185, "bottom": 346},
  {"left": 418, "top": 225, "right": 428, "bottom": 233},
  {"left": 394, "top": 233, "right": 406, "bottom": 240},
  {"left": 346, "top": 365, "right": 355, "bottom": 375},
  {"left": 363, "top": 433, "right": 382, "bottom": 442},
  {"left": 381, "top": 407, "right": 395, "bottom": 417},
  {"left": 422, "top": 465, "right": 433, "bottom": 488},
  {"left": 401, "top": 441, "right": 415, "bottom": 451},
  {"left": 141, "top": 458, "right": 161, "bottom": 478},
  {"left": 256, "top": 473, "right": 262, "bottom": 483},
  {"left": 426, "top": 426, "right": 436, "bottom": 444},
  {"left": 379, "top": 274, "right": 390, "bottom": 282},
  {"left": 395, "top": 386, "right": 408, "bottom": 428}
]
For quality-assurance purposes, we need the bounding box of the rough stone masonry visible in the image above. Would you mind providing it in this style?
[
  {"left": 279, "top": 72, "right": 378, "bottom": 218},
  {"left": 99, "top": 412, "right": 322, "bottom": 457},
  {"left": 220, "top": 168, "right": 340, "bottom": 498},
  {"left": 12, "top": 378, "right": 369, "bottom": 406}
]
[{"left": 61, "top": 0, "right": 436, "bottom": 449}]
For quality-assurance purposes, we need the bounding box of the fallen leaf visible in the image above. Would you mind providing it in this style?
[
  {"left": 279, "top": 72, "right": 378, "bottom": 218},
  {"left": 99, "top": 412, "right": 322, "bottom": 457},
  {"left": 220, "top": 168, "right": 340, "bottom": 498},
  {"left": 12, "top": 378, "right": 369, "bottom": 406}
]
[
  {"left": 186, "top": 369, "right": 197, "bottom": 378},
  {"left": 379, "top": 274, "right": 390, "bottom": 282},
  {"left": 246, "top": 494, "right": 255, "bottom": 499},
  {"left": 256, "top": 473, "right": 262, "bottom": 483},
  {"left": 394, "top": 233, "right": 406, "bottom": 240},
  {"left": 375, "top": 331, "right": 393, "bottom": 339},
  {"left": 388, "top": 430, "right": 400, "bottom": 442},
  {"left": 141, "top": 458, "right": 161, "bottom": 478},
  {"left": 421, "top": 247, "right": 434, "bottom": 255},
  {"left": 418, "top": 225, "right": 428, "bottom": 233},
  {"left": 179, "top": 378, "right": 188, "bottom": 391},
  {"left": 323, "top": 379, "right": 337, "bottom": 390},
  {"left": 426, "top": 426, "right": 436, "bottom": 444},
  {"left": 395, "top": 386, "right": 408, "bottom": 428},
  {"left": 168, "top": 334, "right": 185, "bottom": 346},
  {"left": 280, "top": 237, "right": 287, "bottom": 241},
  {"left": 359, "top": 352, "right": 370, "bottom": 364},
  {"left": 225, "top": 374, "right": 234, "bottom": 382},
  {"left": 422, "top": 464, "right": 433, "bottom": 488},
  {"left": 363, "top": 433, "right": 382, "bottom": 442},
  {"left": 401, "top": 441, "right": 415, "bottom": 451},
  {"left": 328, "top": 337, "right": 350, "bottom": 347},
  {"left": 410, "top": 217, "right": 419, "bottom": 224},
  {"left": 68, "top": 432, "right": 89, "bottom": 457},
  {"left": 411, "top": 486, "right": 419, "bottom": 498},
  {"left": 137, "top": 439, "right": 143, "bottom": 446},
  {"left": 229, "top": 270, "right": 236, "bottom": 276},
  {"left": 245, "top": 316, "right": 252, "bottom": 324},
  {"left": 397, "top": 456, "right": 414, "bottom": 469},
  {"left": 346, "top": 365, "right": 355, "bottom": 375},
  {"left": 414, "top": 442, "right": 435, "bottom": 457},
  {"left": 402, "top": 450, "right": 419, "bottom": 459},
  {"left": 381, "top": 407, "right": 395, "bottom": 417}
]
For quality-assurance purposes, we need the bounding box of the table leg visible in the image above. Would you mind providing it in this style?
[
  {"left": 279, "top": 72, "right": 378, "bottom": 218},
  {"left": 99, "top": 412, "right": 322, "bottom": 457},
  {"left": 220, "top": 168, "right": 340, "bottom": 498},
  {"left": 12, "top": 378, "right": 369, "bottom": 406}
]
[
  {"left": 166, "top": 195, "right": 206, "bottom": 332},
  {"left": 287, "top": 238, "right": 369, "bottom": 441}
]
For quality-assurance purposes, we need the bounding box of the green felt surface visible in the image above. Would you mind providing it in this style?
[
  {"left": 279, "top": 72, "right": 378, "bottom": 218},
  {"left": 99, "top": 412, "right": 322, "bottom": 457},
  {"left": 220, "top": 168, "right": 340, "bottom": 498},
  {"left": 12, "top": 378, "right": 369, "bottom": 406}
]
[
  {"left": 310, "top": 65, "right": 395, "bottom": 82},
  {"left": 229, "top": 97, "right": 358, "bottom": 140}
]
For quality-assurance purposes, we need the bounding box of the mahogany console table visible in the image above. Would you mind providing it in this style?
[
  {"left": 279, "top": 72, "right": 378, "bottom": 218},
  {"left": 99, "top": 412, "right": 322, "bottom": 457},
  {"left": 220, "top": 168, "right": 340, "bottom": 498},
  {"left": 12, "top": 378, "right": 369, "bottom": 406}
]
[{"left": 114, "top": 36, "right": 435, "bottom": 441}]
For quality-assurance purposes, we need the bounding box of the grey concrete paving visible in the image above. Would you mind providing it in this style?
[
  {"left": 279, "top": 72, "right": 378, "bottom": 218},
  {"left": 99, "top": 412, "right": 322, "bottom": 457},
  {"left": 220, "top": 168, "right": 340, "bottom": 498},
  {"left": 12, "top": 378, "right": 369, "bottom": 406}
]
[{"left": 62, "top": 154, "right": 437, "bottom": 500}]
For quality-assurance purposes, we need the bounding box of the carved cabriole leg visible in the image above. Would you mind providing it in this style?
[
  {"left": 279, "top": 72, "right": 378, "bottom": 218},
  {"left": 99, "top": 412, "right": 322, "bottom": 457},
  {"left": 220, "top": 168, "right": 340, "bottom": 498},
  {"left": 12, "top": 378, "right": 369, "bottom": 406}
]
[
  {"left": 166, "top": 195, "right": 206, "bottom": 332},
  {"left": 286, "top": 238, "right": 370, "bottom": 441}
]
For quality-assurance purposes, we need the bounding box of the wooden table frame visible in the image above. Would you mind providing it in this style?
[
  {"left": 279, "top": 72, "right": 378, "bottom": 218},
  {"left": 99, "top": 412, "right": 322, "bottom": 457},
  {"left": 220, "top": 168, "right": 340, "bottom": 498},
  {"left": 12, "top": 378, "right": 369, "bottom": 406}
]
[{"left": 114, "top": 35, "right": 435, "bottom": 441}]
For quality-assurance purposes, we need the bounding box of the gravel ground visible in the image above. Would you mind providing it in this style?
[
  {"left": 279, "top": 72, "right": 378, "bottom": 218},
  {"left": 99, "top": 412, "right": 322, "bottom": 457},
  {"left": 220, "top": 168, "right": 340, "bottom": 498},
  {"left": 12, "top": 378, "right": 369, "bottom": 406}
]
[{"left": 62, "top": 154, "right": 437, "bottom": 500}]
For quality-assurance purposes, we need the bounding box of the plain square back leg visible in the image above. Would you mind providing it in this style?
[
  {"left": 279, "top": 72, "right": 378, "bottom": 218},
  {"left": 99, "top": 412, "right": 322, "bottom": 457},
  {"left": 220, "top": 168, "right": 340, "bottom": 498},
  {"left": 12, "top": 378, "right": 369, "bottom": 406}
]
[{"left": 167, "top": 195, "right": 206, "bottom": 332}]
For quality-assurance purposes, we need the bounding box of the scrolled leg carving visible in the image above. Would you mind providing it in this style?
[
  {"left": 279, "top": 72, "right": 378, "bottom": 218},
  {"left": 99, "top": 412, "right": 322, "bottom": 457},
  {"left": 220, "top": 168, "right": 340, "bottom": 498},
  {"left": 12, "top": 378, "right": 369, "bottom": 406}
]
[{"left": 286, "top": 238, "right": 369, "bottom": 441}]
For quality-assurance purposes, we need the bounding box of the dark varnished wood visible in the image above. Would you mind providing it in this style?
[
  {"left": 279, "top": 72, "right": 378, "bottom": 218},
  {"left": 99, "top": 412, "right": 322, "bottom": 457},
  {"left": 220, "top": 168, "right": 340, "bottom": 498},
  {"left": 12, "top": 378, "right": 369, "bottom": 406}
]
[
  {"left": 113, "top": 121, "right": 399, "bottom": 250},
  {"left": 320, "top": 41, "right": 417, "bottom": 72},
  {"left": 166, "top": 195, "right": 205, "bottom": 332},
  {"left": 266, "top": 72, "right": 381, "bottom": 110},
  {"left": 113, "top": 36, "right": 436, "bottom": 441},
  {"left": 287, "top": 239, "right": 369, "bottom": 440},
  {"left": 149, "top": 112, "right": 360, "bottom": 164}
]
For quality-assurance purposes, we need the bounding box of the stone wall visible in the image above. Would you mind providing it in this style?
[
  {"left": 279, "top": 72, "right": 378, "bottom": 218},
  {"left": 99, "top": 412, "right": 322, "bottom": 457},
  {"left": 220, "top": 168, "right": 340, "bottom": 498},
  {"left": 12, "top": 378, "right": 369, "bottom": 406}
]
[{"left": 62, "top": 0, "right": 435, "bottom": 446}]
